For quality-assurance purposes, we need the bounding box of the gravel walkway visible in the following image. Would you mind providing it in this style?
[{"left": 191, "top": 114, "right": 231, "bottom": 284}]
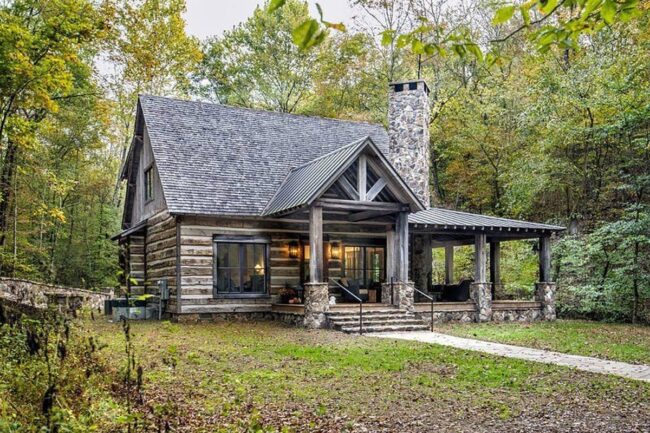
[{"left": 371, "top": 331, "right": 650, "bottom": 382}]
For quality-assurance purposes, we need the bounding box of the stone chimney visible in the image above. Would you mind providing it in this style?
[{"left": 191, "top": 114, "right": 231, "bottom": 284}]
[{"left": 387, "top": 80, "right": 431, "bottom": 208}]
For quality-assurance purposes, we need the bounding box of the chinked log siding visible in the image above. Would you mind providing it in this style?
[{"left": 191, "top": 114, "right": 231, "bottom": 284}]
[
  {"left": 144, "top": 210, "right": 178, "bottom": 311},
  {"left": 127, "top": 235, "right": 145, "bottom": 295},
  {"left": 177, "top": 216, "right": 356, "bottom": 303}
]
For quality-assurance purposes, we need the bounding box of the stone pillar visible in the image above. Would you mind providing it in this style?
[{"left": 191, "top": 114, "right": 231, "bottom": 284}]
[
  {"left": 472, "top": 234, "right": 492, "bottom": 322},
  {"left": 535, "top": 282, "right": 556, "bottom": 321},
  {"left": 304, "top": 282, "right": 329, "bottom": 328},
  {"left": 470, "top": 283, "right": 492, "bottom": 322},
  {"left": 411, "top": 233, "right": 432, "bottom": 292},
  {"left": 387, "top": 80, "right": 431, "bottom": 207},
  {"left": 396, "top": 281, "right": 415, "bottom": 313}
]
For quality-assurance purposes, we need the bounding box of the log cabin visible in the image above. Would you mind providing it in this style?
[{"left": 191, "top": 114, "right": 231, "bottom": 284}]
[{"left": 114, "top": 80, "right": 564, "bottom": 331}]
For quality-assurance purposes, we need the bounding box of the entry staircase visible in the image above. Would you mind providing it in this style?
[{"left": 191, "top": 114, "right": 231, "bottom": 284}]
[{"left": 326, "top": 305, "right": 429, "bottom": 334}]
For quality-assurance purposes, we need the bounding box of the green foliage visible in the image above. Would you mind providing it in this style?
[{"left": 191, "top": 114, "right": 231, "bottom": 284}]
[
  {"left": 0, "top": 309, "right": 115, "bottom": 431},
  {"left": 555, "top": 205, "right": 650, "bottom": 322}
]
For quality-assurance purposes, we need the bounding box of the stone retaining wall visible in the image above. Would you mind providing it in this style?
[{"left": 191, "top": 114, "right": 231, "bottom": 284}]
[
  {"left": 415, "top": 301, "right": 544, "bottom": 324},
  {"left": 0, "top": 277, "right": 113, "bottom": 313},
  {"left": 173, "top": 311, "right": 304, "bottom": 327}
]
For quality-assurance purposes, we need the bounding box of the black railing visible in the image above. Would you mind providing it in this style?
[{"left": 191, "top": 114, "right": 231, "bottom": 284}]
[
  {"left": 396, "top": 279, "right": 435, "bottom": 332},
  {"left": 329, "top": 278, "right": 363, "bottom": 335}
]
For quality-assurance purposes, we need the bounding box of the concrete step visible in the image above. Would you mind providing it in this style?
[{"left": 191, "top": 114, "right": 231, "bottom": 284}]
[{"left": 340, "top": 323, "right": 431, "bottom": 333}]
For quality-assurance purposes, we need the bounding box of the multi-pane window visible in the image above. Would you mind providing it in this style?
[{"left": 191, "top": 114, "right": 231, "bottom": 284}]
[
  {"left": 144, "top": 167, "right": 154, "bottom": 202},
  {"left": 214, "top": 242, "right": 267, "bottom": 295},
  {"left": 343, "top": 246, "right": 385, "bottom": 289}
]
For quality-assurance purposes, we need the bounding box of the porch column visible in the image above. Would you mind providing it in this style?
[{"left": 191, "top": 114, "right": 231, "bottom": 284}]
[
  {"left": 444, "top": 245, "right": 454, "bottom": 285},
  {"left": 535, "top": 235, "right": 556, "bottom": 320},
  {"left": 411, "top": 233, "right": 432, "bottom": 292},
  {"left": 394, "top": 211, "right": 414, "bottom": 311},
  {"left": 382, "top": 227, "right": 396, "bottom": 304},
  {"left": 470, "top": 234, "right": 492, "bottom": 322},
  {"left": 304, "top": 205, "right": 329, "bottom": 328},
  {"left": 489, "top": 241, "right": 501, "bottom": 299}
]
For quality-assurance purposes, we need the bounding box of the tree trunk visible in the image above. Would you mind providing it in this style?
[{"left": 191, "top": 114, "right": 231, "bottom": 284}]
[{"left": 0, "top": 139, "right": 18, "bottom": 248}]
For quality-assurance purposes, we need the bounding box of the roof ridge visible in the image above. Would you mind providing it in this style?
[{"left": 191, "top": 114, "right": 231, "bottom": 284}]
[
  {"left": 138, "top": 94, "right": 383, "bottom": 128},
  {"left": 289, "top": 136, "right": 369, "bottom": 172}
]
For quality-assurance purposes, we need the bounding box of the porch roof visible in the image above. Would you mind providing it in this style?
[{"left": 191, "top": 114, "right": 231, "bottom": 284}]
[
  {"left": 262, "top": 136, "right": 425, "bottom": 217},
  {"left": 409, "top": 208, "right": 564, "bottom": 234}
]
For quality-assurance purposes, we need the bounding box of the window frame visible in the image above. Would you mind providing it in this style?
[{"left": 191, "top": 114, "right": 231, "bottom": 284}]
[
  {"left": 342, "top": 244, "right": 386, "bottom": 290},
  {"left": 212, "top": 235, "right": 271, "bottom": 298},
  {"left": 144, "top": 165, "right": 154, "bottom": 203}
]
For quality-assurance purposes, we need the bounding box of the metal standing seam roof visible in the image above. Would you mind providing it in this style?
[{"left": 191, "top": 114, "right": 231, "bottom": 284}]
[
  {"left": 262, "top": 137, "right": 369, "bottom": 216},
  {"left": 409, "top": 208, "right": 565, "bottom": 232}
]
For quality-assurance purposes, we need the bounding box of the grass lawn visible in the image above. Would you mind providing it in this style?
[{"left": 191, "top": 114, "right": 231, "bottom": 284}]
[
  {"left": 432, "top": 320, "right": 650, "bottom": 365},
  {"left": 88, "top": 319, "right": 650, "bottom": 432}
]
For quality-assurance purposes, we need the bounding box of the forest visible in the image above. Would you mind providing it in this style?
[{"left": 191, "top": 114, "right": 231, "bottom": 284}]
[{"left": 0, "top": 0, "right": 648, "bottom": 322}]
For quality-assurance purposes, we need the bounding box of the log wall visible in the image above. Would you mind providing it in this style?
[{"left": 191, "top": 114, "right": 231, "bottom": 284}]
[
  {"left": 144, "top": 210, "right": 178, "bottom": 312},
  {"left": 177, "top": 216, "right": 374, "bottom": 306},
  {"left": 127, "top": 235, "right": 145, "bottom": 295}
]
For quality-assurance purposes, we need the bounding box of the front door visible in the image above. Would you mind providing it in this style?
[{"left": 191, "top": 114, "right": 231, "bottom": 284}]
[{"left": 343, "top": 246, "right": 385, "bottom": 302}]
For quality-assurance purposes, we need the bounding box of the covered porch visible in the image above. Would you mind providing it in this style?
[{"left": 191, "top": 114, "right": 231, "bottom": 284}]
[{"left": 410, "top": 208, "right": 565, "bottom": 323}]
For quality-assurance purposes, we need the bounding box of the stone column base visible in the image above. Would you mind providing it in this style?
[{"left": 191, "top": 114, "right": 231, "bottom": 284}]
[
  {"left": 304, "top": 282, "right": 329, "bottom": 329},
  {"left": 381, "top": 281, "right": 414, "bottom": 313},
  {"left": 535, "top": 282, "right": 557, "bottom": 320},
  {"left": 470, "top": 282, "right": 492, "bottom": 322}
]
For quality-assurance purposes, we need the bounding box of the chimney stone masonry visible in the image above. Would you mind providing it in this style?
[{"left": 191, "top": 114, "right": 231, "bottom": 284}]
[{"left": 388, "top": 80, "right": 431, "bottom": 208}]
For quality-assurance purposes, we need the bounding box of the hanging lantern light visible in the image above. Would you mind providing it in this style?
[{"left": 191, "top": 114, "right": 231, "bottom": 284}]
[
  {"left": 288, "top": 241, "right": 299, "bottom": 259},
  {"left": 330, "top": 242, "right": 341, "bottom": 260}
]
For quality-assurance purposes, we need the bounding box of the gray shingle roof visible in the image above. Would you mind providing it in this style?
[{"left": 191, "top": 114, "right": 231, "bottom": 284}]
[
  {"left": 138, "top": 95, "right": 389, "bottom": 216},
  {"left": 262, "top": 137, "right": 369, "bottom": 216},
  {"left": 409, "top": 208, "right": 565, "bottom": 232}
]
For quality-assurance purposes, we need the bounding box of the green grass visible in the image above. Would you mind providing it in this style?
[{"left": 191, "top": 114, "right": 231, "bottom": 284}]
[
  {"left": 433, "top": 319, "right": 650, "bottom": 364},
  {"left": 87, "top": 319, "right": 650, "bottom": 431}
]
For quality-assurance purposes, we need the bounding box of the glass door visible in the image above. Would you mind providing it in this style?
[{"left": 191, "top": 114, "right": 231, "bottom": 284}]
[{"left": 343, "top": 246, "right": 385, "bottom": 301}]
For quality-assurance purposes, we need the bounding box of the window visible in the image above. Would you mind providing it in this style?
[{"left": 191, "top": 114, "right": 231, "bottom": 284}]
[
  {"left": 343, "top": 246, "right": 385, "bottom": 290},
  {"left": 214, "top": 241, "right": 268, "bottom": 295},
  {"left": 144, "top": 166, "right": 154, "bottom": 202}
]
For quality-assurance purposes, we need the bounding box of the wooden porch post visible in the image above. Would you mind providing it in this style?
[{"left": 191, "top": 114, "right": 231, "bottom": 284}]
[
  {"left": 444, "top": 245, "right": 454, "bottom": 285},
  {"left": 385, "top": 228, "right": 396, "bottom": 280},
  {"left": 539, "top": 235, "right": 551, "bottom": 282},
  {"left": 395, "top": 211, "right": 409, "bottom": 282},
  {"left": 309, "top": 205, "right": 323, "bottom": 283},
  {"left": 489, "top": 241, "right": 501, "bottom": 298},
  {"left": 474, "top": 234, "right": 487, "bottom": 283}
]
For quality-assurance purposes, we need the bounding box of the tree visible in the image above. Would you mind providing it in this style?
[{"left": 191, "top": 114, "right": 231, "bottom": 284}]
[
  {"left": 195, "top": 0, "right": 319, "bottom": 113},
  {"left": 104, "top": 0, "right": 202, "bottom": 188},
  {"left": 0, "top": 0, "right": 106, "bottom": 248}
]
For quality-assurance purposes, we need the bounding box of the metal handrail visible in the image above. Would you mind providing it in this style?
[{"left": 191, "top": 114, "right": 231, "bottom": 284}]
[
  {"left": 329, "top": 278, "right": 363, "bottom": 335},
  {"left": 395, "top": 279, "right": 435, "bottom": 332}
]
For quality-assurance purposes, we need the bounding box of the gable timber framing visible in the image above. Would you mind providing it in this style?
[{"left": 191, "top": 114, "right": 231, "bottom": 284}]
[{"left": 262, "top": 137, "right": 424, "bottom": 217}]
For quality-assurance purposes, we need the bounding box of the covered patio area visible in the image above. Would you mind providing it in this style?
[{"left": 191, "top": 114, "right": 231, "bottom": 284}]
[{"left": 410, "top": 208, "right": 565, "bottom": 323}]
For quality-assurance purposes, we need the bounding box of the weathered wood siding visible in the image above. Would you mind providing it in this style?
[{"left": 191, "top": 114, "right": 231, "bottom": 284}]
[
  {"left": 127, "top": 235, "right": 145, "bottom": 295},
  {"left": 144, "top": 210, "right": 178, "bottom": 311},
  {"left": 129, "top": 125, "right": 166, "bottom": 226},
  {"left": 177, "top": 216, "right": 365, "bottom": 306}
]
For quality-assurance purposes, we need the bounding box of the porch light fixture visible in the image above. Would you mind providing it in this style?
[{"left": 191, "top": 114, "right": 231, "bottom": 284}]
[
  {"left": 330, "top": 242, "right": 341, "bottom": 260},
  {"left": 288, "top": 241, "right": 299, "bottom": 259}
]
